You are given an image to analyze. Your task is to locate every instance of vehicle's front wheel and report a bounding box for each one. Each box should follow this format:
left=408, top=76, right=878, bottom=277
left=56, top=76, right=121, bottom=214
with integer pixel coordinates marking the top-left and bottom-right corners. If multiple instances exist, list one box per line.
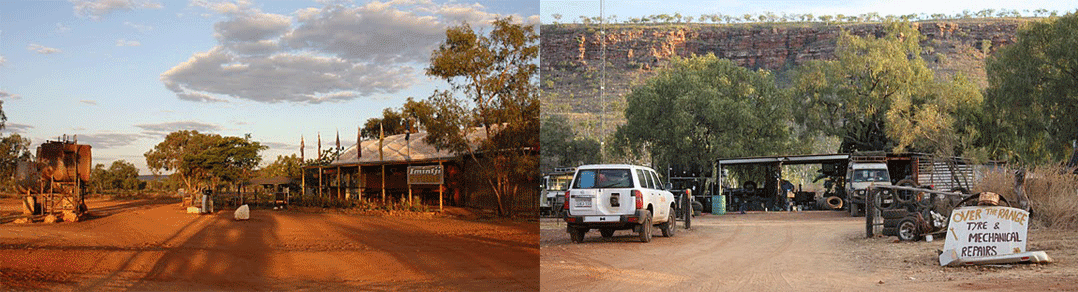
left=570, top=228, right=587, bottom=243
left=660, top=206, right=677, bottom=237
left=638, top=210, right=653, bottom=243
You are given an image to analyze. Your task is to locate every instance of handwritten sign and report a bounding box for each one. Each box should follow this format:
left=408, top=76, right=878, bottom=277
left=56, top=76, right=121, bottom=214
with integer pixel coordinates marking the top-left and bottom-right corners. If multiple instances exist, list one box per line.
left=940, top=206, right=1029, bottom=265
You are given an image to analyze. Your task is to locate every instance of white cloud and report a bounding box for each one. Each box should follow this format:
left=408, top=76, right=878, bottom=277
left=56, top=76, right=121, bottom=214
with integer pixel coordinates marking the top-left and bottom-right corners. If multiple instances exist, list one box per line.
left=189, top=0, right=253, bottom=15
left=0, top=90, right=20, bottom=99
left=70, top=0, right=163, bottom=20
left=124, top=21, right=153, bottom=33
left=161, top=1, right=534, bottom=104
left=116, top=39, right=141, bottom=47
left=56, top=23, right=72, bottom=33
left=80, top=99, right=98, bottom=105
left=77, top=133, right=144, bottom=149
left=135, top=120, right=222, bottom=136
left=28, top=44, right=62, bottom=54
left=0, top=123, right=34, bottom=134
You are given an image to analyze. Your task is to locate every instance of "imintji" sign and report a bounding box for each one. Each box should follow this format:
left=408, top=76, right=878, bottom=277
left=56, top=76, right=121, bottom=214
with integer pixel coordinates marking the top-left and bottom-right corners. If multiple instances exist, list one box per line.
left=408, top=165, right=444, bottom=185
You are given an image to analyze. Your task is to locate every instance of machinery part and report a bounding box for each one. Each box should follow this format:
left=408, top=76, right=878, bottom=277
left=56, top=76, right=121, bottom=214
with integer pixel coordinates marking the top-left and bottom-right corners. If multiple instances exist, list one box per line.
left=897, top=216, right=922, bottom=241
left=954, top=192, right=1010, bottom=208
left=825, top=196, right=843, bottom=210
left=660, top=206, right=677, bottom=237
left=22, top=196, right=37, bottom=215
left=600, top=228, right=615, bottom=238
left=638, top=210, right=652, bottom=243
left=570, top=228, right=587, bottom=243
left=743, top=181, right=757, bottom=190
left=894, top=179, right=918, bottom=204
left=850, top=202, right=862, bottom=217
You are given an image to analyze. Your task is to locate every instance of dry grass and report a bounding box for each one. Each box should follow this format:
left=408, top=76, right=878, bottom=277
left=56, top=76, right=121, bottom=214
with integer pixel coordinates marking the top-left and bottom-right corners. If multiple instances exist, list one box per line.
left=973, top=166, right=1078, bottom=230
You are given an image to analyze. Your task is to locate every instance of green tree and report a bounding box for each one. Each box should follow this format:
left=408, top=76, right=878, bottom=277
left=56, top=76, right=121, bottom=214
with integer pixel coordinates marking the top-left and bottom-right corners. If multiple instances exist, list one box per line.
left=980, top=13, right=1078, bottom=164
left=540, top=115, right=600, bottom=171
left=89, top=160, right=141, bottom=193
left=144, top=131, right=266, bottom=191
left=361, top=98, right=431, bottom=140
left=424, top=17, right=539, bottom=216
left=0, top=133, right=31, bottom=191
left=613, top=54, right=794, bottom=177
left=792, top=21, right=982, bottom=155
left=259, top=154, right=304, bottom=179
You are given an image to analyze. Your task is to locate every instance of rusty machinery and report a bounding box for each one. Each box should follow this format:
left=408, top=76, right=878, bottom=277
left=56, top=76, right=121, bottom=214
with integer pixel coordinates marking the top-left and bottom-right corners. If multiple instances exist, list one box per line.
left=17, top=135, right=91, bottom=221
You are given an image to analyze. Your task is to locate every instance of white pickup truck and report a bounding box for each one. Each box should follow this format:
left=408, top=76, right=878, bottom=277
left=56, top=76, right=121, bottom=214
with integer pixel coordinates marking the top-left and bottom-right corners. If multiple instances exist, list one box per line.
left=562, top=164, right=678, bottom=243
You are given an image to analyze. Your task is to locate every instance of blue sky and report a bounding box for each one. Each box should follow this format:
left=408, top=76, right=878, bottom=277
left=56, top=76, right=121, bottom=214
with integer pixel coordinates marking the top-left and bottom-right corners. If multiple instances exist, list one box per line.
left=0, top=0, right=538, bottom=174
left=541, top=0, right=1078, bottom=23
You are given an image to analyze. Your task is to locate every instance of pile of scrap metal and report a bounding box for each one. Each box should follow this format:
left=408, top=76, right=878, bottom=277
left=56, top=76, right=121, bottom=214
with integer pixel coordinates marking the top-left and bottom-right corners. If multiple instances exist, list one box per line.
left=16, top=136, right=91, bottom=223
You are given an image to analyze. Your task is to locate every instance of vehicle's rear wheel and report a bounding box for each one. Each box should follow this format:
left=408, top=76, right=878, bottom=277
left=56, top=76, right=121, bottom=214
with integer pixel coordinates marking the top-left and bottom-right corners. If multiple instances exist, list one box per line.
left=638, top=210, right=653, bottom=243
left=600, top=228, right=615, bottom=238
left=897, top=216, right=921, bottom=241
left=660, top=206, right=677, bottom=237
left=570, top=228, right=587, bottom=243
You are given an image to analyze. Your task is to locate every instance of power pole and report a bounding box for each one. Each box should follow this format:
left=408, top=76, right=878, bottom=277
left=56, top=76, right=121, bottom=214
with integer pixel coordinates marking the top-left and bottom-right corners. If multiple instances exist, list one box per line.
left=599, top=0, right=606, bottom=163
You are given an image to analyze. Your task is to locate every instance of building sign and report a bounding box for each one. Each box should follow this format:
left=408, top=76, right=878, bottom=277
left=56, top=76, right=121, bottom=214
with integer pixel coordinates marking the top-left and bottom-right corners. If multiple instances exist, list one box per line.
left=940, top=206, right=1029, bottom=266
left=408, top=165, right=444, bottom=185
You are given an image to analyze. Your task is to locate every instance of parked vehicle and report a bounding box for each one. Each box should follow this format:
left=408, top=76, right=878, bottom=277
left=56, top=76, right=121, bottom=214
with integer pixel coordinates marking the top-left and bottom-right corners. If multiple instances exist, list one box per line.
left=540, top=167, right=575, bottom=217
left=563, top=164, right=678, bottom=243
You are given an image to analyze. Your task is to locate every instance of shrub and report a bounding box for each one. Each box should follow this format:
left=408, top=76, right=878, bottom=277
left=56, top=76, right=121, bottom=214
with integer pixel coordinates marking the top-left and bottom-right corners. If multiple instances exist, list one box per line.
left=973, top=165, right=1078, bottom=229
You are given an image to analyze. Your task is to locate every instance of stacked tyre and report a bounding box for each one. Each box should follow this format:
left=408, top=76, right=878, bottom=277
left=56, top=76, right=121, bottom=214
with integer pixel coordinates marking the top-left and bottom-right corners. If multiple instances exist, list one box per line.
left=881, top=209, right=921, bottom=241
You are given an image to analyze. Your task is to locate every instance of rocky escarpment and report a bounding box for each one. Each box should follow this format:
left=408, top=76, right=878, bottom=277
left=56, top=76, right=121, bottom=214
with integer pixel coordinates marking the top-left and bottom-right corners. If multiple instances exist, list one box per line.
left=541, top=19, right=1031, bottom=138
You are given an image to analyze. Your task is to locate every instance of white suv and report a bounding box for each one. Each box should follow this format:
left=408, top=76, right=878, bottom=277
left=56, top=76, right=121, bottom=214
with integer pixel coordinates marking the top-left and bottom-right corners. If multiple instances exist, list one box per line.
left=562, top=164, right=677, bottom=243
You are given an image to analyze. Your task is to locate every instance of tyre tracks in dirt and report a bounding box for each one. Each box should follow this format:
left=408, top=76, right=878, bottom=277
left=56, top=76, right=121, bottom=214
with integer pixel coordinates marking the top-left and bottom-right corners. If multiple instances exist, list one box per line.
left=540, top=211, right=864, bottom=292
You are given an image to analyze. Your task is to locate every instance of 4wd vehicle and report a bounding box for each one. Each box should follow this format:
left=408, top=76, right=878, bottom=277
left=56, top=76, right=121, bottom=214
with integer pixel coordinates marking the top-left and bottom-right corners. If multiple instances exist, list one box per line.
left=563, top=164, right=678, bottom=243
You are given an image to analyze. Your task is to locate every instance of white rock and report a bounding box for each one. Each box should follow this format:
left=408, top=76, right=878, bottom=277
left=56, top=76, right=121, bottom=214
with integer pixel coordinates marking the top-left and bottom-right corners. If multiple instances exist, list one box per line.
left=187, top=206, right=202, bottom=214
left=234, top=204, right=250, bottom=220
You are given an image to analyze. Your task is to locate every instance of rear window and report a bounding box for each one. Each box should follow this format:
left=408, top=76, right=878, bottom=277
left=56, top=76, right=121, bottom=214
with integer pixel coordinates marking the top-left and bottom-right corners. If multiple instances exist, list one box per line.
left=573, top=169, right=634, bottom=189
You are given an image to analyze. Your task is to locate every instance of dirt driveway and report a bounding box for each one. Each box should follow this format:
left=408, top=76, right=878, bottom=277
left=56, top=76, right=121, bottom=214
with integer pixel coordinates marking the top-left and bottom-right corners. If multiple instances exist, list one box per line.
left=540, top=211, right=1077, bottom=291
left=0, top=201, right=538, bottom=291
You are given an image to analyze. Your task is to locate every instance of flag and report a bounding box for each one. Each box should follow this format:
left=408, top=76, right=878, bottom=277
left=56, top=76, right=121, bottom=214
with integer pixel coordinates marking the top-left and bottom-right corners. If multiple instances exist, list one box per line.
left=357, top=126, right=362, bottom=159
left=317, top=132, right=322, bottom=160
left=378, top=123, right=384, bottom=161
left=300, top=136, right=305, bottom=161
left=335, top=130, right=341, bottom=151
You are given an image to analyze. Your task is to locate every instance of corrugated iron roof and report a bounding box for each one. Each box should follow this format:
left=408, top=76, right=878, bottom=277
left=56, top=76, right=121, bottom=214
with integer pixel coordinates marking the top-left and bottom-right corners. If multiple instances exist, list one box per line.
left=328, top=127, right=489, bottom=166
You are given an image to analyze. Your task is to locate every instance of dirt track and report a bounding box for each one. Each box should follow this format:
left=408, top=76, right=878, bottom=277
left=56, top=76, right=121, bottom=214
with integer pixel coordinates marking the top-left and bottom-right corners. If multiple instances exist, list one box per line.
left=540, top=211, right=1078, bottom=291
left=0, top=200, right=538, bottom=291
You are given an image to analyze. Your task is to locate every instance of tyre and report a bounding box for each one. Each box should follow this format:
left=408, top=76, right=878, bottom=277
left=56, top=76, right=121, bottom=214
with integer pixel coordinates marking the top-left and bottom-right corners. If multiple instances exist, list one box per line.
left=883, top=218, right=901, bottom=228
left=882, top=227, right=898, bottom=236
left=660, top=206, right=677, bottom=237
left=882, top=209, right=909, bottom=220
left=638, top=210, right=653, bottom=243
left=600, top=228, right=615, bottom=238
left=897, top=216, right=921, bottom=241
left=691, top=201, right=703, bottom=216
left=570, top=228, right=587, bottom=243
left=895, top=179, right=918, bottom=204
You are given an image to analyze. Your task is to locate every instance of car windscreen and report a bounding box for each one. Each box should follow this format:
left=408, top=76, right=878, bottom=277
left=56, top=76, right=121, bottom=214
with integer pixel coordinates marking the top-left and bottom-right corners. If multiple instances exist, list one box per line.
left=851, top=169, right=890, bottom=183
left=573, top=169, right=634, bottom=189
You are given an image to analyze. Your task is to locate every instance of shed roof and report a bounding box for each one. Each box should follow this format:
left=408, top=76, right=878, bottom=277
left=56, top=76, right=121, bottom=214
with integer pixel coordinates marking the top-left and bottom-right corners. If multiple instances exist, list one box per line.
left=327, top=127, right=489, bottom=166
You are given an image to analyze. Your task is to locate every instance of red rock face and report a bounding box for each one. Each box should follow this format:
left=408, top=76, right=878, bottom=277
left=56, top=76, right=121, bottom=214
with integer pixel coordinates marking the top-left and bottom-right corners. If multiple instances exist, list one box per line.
left=541, top=20, right=1021, bottom=72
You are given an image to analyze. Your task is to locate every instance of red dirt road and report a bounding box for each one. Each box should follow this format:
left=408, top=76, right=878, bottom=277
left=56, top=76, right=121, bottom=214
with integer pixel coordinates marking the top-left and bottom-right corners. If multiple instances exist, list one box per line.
left=0, top=202, right=538, bottom=291
left=541, top=211, right=1077, bottom=291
